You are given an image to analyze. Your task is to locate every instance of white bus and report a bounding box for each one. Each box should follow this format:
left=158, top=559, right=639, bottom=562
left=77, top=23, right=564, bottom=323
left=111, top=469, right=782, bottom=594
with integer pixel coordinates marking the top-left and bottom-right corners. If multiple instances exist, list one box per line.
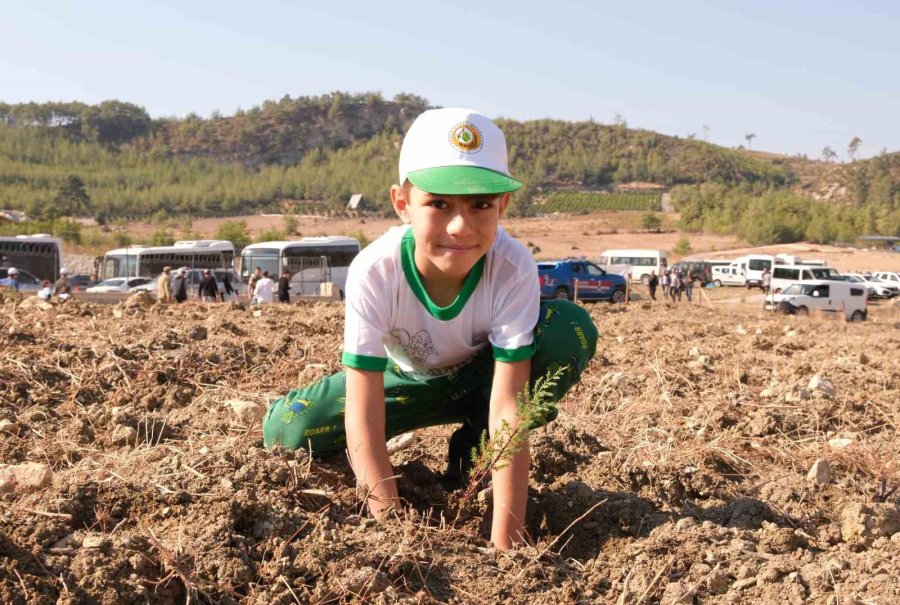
left=598, top=249, right=668, bottom=284
left=240, top=236, right=361, bottom=297
left=99, top=240, right=236, bottom=279
left=0, top=234, right=62, bottom=282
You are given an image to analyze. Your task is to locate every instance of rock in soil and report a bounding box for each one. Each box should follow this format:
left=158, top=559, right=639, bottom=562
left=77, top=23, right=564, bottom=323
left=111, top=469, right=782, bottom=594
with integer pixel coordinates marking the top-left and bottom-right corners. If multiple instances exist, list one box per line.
left=806, top=458, right=832, bottom=485
left=228, top=399, right=268, bottom=424
left=0, top=462, right=53, bottom=495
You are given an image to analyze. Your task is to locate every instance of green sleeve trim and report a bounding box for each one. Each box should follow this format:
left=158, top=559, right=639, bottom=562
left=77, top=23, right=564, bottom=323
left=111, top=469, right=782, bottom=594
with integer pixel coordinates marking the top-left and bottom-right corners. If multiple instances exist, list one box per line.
left=400, top=229, right=485, bottom=321
left=492, top=343, right=535, bottom=362
left=341, top=352, right=388, bottom=372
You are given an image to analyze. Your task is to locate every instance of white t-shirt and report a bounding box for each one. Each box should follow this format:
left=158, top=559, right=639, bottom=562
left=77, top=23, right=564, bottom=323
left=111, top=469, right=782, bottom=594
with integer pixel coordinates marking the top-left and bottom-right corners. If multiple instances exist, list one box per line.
left=254, top=277, right=276, bottom=304
left=342, top=225, right=539, bottom=380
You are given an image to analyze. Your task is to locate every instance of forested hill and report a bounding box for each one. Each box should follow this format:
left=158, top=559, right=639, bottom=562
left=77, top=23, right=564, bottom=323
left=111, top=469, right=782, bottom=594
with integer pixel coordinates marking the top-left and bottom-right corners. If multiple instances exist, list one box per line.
left=1, top=93, right=795, bottom=221
left=1, top=93, right=898, bottom=243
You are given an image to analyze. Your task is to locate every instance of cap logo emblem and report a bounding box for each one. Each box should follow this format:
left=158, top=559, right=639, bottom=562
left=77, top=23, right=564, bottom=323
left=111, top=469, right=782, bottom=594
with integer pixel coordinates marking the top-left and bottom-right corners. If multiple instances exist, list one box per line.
left=448, top=122, right=483, bottom=153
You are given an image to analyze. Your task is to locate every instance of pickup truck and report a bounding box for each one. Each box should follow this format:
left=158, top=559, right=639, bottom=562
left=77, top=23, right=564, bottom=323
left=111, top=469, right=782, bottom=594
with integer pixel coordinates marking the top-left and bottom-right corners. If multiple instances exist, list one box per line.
left=537, top=259, right=628, bottom=302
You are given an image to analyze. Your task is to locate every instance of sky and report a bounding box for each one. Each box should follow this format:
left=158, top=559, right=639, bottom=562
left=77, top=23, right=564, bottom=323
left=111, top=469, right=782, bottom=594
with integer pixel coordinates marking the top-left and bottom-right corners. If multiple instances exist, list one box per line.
left=3, top=0, right=898, bottom=160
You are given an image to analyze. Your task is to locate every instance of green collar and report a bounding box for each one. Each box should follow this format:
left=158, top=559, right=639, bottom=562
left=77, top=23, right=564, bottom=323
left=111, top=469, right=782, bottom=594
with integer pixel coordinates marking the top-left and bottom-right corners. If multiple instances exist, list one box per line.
left=400, top=230, right=485, bottom=320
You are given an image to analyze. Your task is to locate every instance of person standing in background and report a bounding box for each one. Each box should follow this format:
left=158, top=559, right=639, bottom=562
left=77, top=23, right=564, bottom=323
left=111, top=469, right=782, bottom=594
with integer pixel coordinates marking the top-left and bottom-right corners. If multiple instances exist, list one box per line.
left=247, top=267, right=262, bottom=303
left=253, top=271, right=276, bottom=305
left=277, top=270, right=291, bottom=304
left=173, top=269, right=188, bottom=303
left=648, top=271, right=658, bottom=301
left=157, top=267, right=173, bottom=303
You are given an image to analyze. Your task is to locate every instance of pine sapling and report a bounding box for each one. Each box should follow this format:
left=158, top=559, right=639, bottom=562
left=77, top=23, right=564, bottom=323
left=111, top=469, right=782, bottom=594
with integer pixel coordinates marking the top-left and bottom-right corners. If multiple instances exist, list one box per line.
left=459, top=365, right=568, bottom=509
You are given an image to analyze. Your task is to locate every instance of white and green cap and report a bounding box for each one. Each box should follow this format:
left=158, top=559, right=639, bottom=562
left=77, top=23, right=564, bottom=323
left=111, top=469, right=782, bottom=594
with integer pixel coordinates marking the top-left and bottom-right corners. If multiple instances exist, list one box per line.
left=399, top=108, right=522, bottom=195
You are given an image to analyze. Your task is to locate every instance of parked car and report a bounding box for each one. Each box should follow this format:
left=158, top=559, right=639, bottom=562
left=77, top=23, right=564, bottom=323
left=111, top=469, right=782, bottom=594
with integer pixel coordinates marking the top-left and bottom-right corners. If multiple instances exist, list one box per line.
left=872, top=272, right=900, bottom=289
left=0, top=267, right=43, bottom=292
left=537, top=259, right=628, bottom=302
left=843, top=273, right=897, bottom=299
left=85, top=277, right=152, bottom=293
left=67, top=274, right=95, bottom=291
left=767, top=280, right=867, bottom=321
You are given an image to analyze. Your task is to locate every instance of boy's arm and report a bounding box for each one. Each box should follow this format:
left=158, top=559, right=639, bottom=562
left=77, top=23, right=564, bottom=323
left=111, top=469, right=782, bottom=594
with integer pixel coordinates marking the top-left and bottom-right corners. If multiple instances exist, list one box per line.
left=344, top=366, right=400, bottom=518
left=489, top=358, right=531, bottom=550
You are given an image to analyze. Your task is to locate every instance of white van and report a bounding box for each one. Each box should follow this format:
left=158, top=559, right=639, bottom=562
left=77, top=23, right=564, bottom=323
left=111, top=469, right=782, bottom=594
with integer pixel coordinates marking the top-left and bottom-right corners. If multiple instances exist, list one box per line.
left=598, top=249, right=668, bottom=284
left=711, top=264, right=745, bottom=287
left=770, top=265, right=841, bottom=293
left=768, top=280, right=867, bottom=321
left=738, top=254, right=779, bottom=288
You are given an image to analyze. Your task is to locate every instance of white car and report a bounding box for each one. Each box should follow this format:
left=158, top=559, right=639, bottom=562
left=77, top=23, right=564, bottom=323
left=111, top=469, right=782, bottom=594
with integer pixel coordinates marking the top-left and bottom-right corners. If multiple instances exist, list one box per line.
left=768, top=280, right=867, bottom=321
left=85, top=277, right=151, bottom=293
left=844, top=273, right=897, bottom=299
left=872, top=272, right=900, bottom=291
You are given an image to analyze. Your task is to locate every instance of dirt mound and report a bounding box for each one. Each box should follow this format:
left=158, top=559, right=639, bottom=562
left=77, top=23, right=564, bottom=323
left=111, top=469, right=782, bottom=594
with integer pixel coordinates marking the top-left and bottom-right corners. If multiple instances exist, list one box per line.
left=1, top=296, right=898, bottom=603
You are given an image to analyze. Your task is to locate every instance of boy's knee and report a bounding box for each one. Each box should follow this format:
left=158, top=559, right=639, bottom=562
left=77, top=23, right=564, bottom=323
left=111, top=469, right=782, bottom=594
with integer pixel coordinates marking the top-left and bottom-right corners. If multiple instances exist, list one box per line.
left=538, top=300, right=598, bottom=365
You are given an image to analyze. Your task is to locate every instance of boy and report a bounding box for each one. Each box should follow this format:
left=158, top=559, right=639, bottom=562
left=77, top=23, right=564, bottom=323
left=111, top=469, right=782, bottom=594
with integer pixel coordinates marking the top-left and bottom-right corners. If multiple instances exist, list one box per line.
left=263, top=108, right=597, bottom=549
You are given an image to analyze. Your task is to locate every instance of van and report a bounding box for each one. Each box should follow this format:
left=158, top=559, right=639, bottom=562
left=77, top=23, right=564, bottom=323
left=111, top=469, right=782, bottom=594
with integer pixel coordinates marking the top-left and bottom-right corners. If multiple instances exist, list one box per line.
left=598, top=249, right=667, bottom=284
left=768, top=280, right=867, bottom=321
left=770, top=265, right=841, bottom=293
left=739, top=254, right=778, bottom=288
left=711, top=264, right=746, bottom=287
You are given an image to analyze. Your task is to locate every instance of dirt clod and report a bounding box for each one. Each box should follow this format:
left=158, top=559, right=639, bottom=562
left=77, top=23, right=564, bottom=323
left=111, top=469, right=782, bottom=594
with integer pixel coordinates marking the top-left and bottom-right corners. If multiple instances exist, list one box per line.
left=228, top=398, right=268, bottom=424
left=0, top=462, right=53, bottom=495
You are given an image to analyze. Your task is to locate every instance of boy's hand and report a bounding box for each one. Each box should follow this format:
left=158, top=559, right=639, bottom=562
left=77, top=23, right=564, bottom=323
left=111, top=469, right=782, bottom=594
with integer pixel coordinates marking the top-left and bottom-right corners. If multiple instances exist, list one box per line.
left=488, top=358, right=531, bottom=550
left=344, top=367, right=400, bottom=518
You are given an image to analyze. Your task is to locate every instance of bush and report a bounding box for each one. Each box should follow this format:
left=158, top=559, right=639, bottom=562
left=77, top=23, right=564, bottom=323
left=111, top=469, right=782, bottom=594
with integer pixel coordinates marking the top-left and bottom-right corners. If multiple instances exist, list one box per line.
left=53, top=219, right=82, bottom=244
left=673, top=235, right=692, bottom=256
left=641, top=212, right=662, bottom=232
left=113, top=232, right=132, bottom=247
left=150, top=228, right=175, bottom=246
left=256, top=228, right=286, bottom=243
left=214, top=220, right=251, bottom=249
left=283, top=214, right=298, bottom=235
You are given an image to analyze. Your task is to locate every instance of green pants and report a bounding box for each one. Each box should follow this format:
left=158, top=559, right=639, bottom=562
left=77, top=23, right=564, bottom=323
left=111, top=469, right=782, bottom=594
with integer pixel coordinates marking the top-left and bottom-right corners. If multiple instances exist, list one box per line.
left=263, top=300, right=598, bottom=453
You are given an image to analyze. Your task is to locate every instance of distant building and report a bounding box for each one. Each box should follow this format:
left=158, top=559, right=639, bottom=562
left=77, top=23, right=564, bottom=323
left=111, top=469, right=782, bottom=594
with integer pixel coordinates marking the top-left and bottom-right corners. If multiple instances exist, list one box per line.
left=856, top=235, right=900, bottom=249
left=0, top=210, right=30, bottom=224
left=346, top=193, right=376, bottom=213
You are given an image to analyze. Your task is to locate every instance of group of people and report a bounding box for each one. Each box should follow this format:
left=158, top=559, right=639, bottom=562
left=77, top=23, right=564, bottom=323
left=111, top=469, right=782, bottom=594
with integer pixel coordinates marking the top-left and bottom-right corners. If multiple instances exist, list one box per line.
left=38, top=267, right=74, bottom=300
left=646, top=268, right=699, bottom=302
left=154, top=265, right=294, bottom=305
left=0, top=266, right=75, bottom=301
left=246, top=267, right=292, bottom=305
left=155, top=266, right=237, bottom=304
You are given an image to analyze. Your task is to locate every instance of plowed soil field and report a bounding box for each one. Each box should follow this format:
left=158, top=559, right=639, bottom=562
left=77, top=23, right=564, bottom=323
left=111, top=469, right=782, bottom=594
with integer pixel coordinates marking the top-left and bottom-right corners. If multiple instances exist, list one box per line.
left=1, top=291, right=898, bottom=604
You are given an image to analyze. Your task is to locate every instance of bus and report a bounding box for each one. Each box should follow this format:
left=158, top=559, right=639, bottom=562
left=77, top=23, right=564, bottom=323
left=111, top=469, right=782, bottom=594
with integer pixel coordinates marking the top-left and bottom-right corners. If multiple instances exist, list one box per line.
left=598, top=249, right=668, bottom=284
left=0, top=234, right=62, bottom=281
left=99, top=240, right=236, bottom=279
left=240, top=236, right=361, bottom=297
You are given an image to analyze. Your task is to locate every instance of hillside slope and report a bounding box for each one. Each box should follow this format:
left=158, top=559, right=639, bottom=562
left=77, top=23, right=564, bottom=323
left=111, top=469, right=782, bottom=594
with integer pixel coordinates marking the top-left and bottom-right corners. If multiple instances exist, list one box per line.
left=1, top=94, right=793, bottom=220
